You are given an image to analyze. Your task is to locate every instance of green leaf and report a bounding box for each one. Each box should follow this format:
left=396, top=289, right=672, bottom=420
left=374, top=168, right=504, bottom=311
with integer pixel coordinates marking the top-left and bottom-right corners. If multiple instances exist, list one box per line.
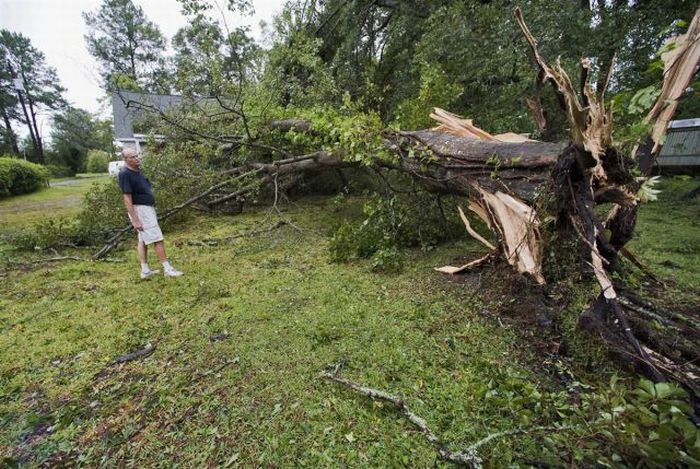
left=654, top=382, right=673, bottom=399
left=637, top=379, right=656, bottom=398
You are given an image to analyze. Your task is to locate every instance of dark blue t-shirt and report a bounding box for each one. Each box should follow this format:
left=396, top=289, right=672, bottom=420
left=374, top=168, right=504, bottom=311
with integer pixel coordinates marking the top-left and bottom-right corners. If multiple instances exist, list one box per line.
left=118, top=168, right=155, bottom=206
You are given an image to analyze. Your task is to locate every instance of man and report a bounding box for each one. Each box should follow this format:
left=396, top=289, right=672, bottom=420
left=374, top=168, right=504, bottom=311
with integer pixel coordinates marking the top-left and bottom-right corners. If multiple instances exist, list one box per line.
left=118, top=148, right=183, bottom=279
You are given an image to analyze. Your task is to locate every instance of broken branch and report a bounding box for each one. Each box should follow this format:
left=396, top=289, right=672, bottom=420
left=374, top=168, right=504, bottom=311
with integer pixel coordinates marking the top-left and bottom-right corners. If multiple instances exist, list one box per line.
left=320, top=370, right=483, bottom=468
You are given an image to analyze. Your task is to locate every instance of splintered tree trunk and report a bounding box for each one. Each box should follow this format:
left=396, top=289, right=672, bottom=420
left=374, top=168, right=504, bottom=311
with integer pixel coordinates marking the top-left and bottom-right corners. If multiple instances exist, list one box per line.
left=384, top=131, right=560, bottom=201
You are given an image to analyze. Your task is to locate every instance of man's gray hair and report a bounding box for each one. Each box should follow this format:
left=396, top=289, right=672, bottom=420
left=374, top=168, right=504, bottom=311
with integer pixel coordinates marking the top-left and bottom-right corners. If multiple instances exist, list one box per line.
left=122, top=148, right=138, bottom=159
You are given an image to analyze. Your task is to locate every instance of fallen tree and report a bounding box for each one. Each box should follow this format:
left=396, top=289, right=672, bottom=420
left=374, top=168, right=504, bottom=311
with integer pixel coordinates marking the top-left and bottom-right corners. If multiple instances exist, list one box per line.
left=94, top=8, right=700, bottom=412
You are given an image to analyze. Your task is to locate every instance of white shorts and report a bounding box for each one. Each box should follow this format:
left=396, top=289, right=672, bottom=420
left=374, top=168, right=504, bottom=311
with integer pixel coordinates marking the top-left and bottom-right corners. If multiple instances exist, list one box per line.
left=129, top=205, right=164, bottom=245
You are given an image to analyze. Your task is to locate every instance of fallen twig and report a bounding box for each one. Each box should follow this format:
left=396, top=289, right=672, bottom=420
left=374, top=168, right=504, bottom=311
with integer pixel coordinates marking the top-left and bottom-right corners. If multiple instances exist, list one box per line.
left=190, top=357, right=240, bottom=384
left=112, top=343, right=156, bottom=365
left=209, top=332, right=230, bottom=342
left=0, top=255, right=92, bottom=275
left=27, top=256, right=83, bottom=265
left=320, top=369, right=483, bottom=467
left=320, top=368, right=576, bottom=467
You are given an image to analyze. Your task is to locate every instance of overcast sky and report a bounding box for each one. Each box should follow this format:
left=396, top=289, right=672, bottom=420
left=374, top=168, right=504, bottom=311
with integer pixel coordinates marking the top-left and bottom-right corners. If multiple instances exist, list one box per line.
left=0, top=0, right=284, bottom=136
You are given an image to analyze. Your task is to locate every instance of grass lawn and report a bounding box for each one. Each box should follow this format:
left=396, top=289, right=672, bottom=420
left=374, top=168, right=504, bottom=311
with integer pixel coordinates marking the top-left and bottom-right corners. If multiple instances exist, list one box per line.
left=0, top=175, right=110, bottom=232
left=0, top=177, right=698, bottom=466
left=628, top=176, right=700, bottom=291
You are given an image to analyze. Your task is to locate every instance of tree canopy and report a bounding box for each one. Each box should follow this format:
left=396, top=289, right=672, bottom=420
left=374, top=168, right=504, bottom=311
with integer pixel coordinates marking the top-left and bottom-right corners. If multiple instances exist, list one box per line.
left=49, top=107, right=116, bottom=174
left=0, top=29, right=66, bottom=162
left=83, top=0, right=170, bottom=93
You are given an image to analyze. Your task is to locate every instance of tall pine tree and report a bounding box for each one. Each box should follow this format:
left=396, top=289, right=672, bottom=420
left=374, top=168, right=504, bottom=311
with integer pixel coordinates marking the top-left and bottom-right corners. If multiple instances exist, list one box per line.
left=83, top=0, right=170, bottom=94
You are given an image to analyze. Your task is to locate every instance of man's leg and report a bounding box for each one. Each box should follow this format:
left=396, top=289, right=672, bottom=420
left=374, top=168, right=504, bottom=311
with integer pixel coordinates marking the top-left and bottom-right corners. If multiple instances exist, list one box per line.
left=137, top=239, right=148, bottom=264
left=137, top=239, right=158, bottom=278
left=154, top=240, right=183, bottom=277
left=153, top=240, right=167, bottom=263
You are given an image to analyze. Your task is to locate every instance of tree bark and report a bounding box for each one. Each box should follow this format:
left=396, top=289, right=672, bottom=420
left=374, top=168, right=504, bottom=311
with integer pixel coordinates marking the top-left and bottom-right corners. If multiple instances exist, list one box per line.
left=384, top=130, right=560, bottom=201
left=0, top=106, right=20, bottom=155
left=7, top=60, right=39, bottom=161
left=24, top=93, right=44, bottom=163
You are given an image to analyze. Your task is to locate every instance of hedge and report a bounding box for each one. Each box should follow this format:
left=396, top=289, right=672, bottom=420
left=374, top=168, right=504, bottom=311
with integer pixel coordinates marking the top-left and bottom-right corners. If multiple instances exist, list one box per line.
left=0, top=157, right=50, bottom=198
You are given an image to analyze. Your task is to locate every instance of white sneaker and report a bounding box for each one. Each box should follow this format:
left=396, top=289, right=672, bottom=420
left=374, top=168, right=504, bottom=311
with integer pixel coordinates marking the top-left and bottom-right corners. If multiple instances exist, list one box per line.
left=164, top=267, right=183, bottom=278
left=140, top=269, right=160, bottom=280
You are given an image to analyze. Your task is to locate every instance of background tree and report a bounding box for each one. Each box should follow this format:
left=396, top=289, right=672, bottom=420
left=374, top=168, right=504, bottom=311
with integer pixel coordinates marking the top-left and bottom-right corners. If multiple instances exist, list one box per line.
left=269, top=0, right=697, bottom=140
left=172, top=15, right=226, bottom=95
left=83, top=0, right=170, bottom=93
left=0, top=39, right=21, bottom=155
left=0, top=29, right=66, bottom=163
left=49, top=107, right=116, bottom=174
left=172, top=0, right=261, bottom=99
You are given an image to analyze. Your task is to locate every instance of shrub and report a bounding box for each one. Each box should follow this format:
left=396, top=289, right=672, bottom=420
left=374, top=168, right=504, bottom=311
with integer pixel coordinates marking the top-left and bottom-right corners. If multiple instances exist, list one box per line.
left=85, top=150, right=110, bottom=173
left=76, top=180, right=127, bottom=244
left=329, top=192, right=467, bottom=271
left=3, top=180, right=125, bottom=251
left=3, top=216, right=81, bottom=250
left=0, top=157, right=49, bottom=198
left=370, top=246, right=404, bottom=273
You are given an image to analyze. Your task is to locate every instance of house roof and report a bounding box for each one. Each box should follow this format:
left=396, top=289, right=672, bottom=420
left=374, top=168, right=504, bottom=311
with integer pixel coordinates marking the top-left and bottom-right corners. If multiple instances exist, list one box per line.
left=668, top=118, right=700, bottom=129
left=112, top=91, right=185, bottom=140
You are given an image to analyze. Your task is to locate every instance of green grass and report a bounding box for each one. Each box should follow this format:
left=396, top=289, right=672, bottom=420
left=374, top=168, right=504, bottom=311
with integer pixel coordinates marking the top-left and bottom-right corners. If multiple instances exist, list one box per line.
left=0, top=202, right=535, bottom=466
left=0, top=175, right=111, bottom=231
left=1, top=180, right=699, bottom=466
left=628, top=176, right=700, bottom=291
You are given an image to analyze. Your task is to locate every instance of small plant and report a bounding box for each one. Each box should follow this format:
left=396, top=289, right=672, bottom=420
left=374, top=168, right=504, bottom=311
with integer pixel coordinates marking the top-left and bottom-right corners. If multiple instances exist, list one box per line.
left=370, top=246, right=404, bottom=273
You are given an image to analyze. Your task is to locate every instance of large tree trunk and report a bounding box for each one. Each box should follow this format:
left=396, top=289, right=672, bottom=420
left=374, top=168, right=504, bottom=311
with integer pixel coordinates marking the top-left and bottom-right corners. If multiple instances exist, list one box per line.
left=0, top=106, right=20, bottom=155
left=24, top=93, right=44, bottom=163
left=383, top=131, right=560, bottom=201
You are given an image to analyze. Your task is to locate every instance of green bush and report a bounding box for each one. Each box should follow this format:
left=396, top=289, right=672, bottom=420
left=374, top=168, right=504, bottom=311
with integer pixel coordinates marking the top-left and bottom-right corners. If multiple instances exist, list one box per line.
left=329, top=192, right=467, bottom=271
left=3, top=180, right=125, bottom=251
left=44, top=164, right=75, bottom=178
left=3, top=216, right=81, bottom=250
left=85, top=150, right=110, bottom=173
left=75, top=180, right=127, bottom=244
left=0, top=157, right=49, bottom=198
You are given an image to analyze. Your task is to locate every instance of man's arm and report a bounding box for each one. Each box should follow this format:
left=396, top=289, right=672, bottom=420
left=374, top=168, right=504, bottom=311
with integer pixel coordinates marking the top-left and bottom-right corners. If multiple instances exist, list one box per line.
left=123, top=193, right=144, bottom=231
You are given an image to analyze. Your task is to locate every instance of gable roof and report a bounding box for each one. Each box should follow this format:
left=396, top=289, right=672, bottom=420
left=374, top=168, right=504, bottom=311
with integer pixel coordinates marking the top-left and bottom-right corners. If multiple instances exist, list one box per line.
left=112, top=91, right=185, bottom=140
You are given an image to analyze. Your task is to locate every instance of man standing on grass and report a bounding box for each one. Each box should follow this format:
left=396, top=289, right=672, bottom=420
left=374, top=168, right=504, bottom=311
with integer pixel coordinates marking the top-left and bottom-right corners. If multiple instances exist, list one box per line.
left=118, top=148, right=183, bottom=279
